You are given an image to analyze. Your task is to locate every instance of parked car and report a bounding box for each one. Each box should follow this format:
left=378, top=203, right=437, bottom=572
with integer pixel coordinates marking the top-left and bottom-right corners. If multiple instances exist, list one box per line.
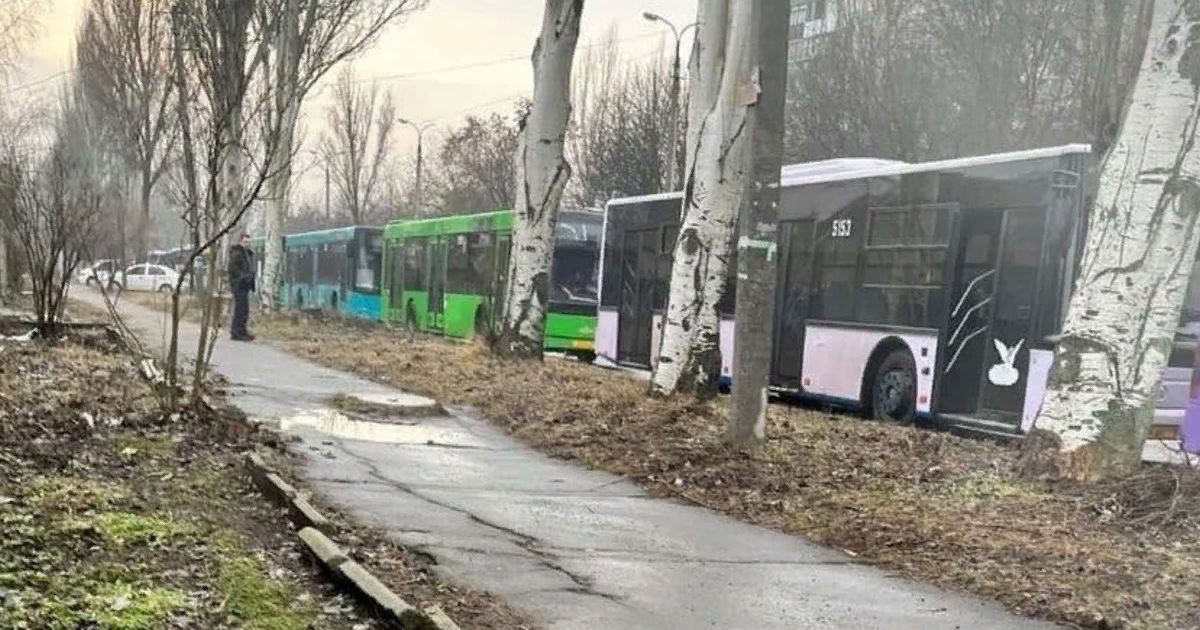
left=118, top=264, right=180, bottom=293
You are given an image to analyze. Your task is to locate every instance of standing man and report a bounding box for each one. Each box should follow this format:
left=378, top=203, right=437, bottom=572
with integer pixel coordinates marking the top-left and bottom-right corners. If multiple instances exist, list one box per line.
left=227, top=232, right=256, bottom=341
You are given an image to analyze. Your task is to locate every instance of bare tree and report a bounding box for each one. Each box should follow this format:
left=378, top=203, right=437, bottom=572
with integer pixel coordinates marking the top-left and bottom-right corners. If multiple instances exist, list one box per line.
left=650, top=0, right=755, bottom=397
left=497, top=0, right=583, bottom=359
left=320, top=67, right=395, bottom=225
left=783, top=0, right=1152, bottom=164
left=428, top=104, right=524, bottom=216
left=160, top=0, right=290, bottom=405
left=0, top=85, right=107, bottom=336
left=568, top=28, right=674, bottom=206
left=0, top=1, right=42, bottom=80
left=257, top=0, right=426, bottom=313
left=1030, top=0, right=1200, bottom=481
left=0, top=0, right=48, bottom=300
left=75, top=0, right=177, bottom=261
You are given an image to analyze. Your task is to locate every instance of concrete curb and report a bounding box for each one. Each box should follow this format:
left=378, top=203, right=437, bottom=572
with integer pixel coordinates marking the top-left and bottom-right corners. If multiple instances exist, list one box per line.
left=246, top=453, right=332, bottom=533
left=298, top=527, right=443, bottom=630
left=246, top=452, right=461, bottom=630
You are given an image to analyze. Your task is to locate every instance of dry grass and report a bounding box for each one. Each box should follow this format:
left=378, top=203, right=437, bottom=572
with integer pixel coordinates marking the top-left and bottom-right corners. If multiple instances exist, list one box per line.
left=127, top=305, right=1200, bottom=630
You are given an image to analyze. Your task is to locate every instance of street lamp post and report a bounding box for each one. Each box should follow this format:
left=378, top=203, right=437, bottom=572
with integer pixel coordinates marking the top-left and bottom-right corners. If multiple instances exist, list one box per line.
left=643, top=12, right=696, bottom=193
left=398, top=118, right=435, bottom=215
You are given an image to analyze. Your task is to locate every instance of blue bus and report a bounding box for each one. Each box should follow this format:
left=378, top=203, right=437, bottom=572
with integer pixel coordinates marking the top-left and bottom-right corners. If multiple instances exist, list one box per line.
left=279, top=226, right=385, bottom=320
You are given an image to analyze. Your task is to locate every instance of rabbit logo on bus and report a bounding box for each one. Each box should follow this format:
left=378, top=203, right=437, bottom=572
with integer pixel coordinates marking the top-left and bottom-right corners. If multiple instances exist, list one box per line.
left=988, top=338, right=1023, bottom=387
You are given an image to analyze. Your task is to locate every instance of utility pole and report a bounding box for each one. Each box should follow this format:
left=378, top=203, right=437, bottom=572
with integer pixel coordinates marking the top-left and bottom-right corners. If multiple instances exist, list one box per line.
left=728, top=0, right=790, bottom=448
left=323, top=160, right=330, bottom=220
left=643, top=12, right=696, bottom=192
left=398, top=118, right=434, bottom=216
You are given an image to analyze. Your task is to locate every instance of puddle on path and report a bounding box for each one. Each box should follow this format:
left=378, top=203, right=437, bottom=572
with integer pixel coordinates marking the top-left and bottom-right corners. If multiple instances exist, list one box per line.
left=276, top=408, right=486, bottom=447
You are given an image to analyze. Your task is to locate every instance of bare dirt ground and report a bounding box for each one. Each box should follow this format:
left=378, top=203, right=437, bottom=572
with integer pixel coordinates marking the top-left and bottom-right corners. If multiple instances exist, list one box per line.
left=0, top=296, right=531, bottom=630
left=123, top=295, right=1200, bottom=630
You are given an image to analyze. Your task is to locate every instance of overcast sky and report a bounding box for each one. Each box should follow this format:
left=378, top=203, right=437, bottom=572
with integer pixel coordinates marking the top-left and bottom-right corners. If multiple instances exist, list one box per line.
left=20, top=0, right=698, bottom=197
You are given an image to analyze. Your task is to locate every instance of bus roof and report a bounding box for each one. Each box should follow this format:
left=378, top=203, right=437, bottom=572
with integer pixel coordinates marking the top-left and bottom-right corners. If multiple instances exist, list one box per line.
left=604, top=144, right=1092, bottom=208
left=284, top=225, right=381, bottom=247
left=383, top=207, right=603, bottom=238
left=384, top=209, right=513, bottom=238
left=779, top=143, right=1092, bottom=188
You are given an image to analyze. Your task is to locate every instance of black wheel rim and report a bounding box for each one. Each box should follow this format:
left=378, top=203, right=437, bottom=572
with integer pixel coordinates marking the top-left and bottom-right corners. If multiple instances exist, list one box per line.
left=875, top=367, right=915, bottom=421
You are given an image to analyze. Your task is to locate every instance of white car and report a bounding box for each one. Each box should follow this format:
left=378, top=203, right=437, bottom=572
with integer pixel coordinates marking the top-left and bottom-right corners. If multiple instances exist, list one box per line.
left=119, top=263, right=180, bottom=293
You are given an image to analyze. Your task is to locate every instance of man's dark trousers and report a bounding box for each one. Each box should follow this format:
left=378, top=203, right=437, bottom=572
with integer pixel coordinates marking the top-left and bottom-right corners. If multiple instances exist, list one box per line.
left=232, top=287, right=250, bottom=338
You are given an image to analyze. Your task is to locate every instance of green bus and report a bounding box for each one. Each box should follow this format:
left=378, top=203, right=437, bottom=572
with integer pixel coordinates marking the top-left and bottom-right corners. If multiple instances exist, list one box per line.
left=381, top=208, right=602, bottom=360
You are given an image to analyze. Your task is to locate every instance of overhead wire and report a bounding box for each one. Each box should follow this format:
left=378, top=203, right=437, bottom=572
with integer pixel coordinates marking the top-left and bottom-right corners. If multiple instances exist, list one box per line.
left=1, top=68, right=76, bottom=96
left=353, top=28, right=670, bottom=84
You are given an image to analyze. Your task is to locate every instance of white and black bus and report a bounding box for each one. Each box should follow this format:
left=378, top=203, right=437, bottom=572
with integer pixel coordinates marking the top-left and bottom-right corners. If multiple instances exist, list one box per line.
left=595, top=144, right=1096, bottom=438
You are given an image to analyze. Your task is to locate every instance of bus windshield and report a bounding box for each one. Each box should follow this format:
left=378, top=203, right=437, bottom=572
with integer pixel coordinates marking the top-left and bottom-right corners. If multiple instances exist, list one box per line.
left=552, top=212, right=602, bottom=304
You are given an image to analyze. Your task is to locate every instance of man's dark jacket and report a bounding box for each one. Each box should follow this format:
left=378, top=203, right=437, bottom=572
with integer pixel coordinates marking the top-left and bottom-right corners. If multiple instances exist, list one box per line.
left=228, top=244, right=255, bottom=293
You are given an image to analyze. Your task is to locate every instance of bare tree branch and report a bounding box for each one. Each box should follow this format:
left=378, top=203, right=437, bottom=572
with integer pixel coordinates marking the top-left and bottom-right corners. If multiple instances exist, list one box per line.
left=320, top=66, right=395, bottom=225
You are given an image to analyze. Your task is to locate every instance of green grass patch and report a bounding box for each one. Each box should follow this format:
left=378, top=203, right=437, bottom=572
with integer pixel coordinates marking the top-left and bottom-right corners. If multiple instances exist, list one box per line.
left=0, top=577, right=186, bottom=630
left=214, top=533, right=319, bottom=630
left=87, top=582, right=187, bottom=630
left=28, top=476, right=130, bottom=512
left=89, top=512, right=198, bottom=545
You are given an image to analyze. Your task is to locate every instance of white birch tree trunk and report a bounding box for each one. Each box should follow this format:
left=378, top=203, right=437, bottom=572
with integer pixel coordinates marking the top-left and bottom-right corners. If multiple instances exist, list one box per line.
left=260, top=0, right=300, bottom=313
left=650, top=0, right=756, bottom=397
left=498, top=0, right=582, bottom=358
left=1033, top=0, right=1200, bottom=480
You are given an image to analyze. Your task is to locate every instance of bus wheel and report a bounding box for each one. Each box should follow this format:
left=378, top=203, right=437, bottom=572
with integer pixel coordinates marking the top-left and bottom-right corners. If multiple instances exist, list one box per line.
left=870, top=348, right=917, bottom=425
left=576, top=351, right=596, bottom=364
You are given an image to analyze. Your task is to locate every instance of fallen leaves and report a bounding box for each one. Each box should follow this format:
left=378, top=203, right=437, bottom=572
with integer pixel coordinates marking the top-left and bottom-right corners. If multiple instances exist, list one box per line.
left=253, top=310, right=1200, bottom=630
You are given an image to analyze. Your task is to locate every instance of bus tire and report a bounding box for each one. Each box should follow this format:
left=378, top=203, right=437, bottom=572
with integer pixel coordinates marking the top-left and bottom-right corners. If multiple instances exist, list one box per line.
left=869, top=348, right=917, bottom=425
left=576, top=351, right=597, bottom=364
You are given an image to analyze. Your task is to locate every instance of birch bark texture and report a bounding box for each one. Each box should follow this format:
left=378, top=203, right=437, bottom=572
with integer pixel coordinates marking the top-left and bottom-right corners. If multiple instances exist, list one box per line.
left=260, top=0, right=300, bottom=313
left=1033, top=0, right=1200, bottom=480
left=498, top=0, right=583, bottom=358
left=650, top=0, right=755, bottom=397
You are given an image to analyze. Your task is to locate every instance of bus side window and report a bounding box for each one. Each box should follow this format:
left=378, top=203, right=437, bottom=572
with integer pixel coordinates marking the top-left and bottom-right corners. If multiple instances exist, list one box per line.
left=810, top=211, right=862, bottom=321
left=467, top=233, right=493, bottom=295
left=446, top=235, right=472, bottom=294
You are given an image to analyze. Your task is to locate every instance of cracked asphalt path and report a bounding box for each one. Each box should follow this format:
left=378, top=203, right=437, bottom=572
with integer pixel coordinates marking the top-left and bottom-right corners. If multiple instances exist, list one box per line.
left=76, top=287, right=1063, bottom=630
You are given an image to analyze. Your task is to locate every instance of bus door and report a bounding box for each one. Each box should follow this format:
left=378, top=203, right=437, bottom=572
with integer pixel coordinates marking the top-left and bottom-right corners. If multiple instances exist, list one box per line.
left=938, top=207, right=1044, bottom=425
left=427, top=236, right=447, bottom=331
left=771, top=219, right=815, bottom=387
left=387, top=239, right=404, bottom=313
left=616, top=227, right=657, bottom=367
